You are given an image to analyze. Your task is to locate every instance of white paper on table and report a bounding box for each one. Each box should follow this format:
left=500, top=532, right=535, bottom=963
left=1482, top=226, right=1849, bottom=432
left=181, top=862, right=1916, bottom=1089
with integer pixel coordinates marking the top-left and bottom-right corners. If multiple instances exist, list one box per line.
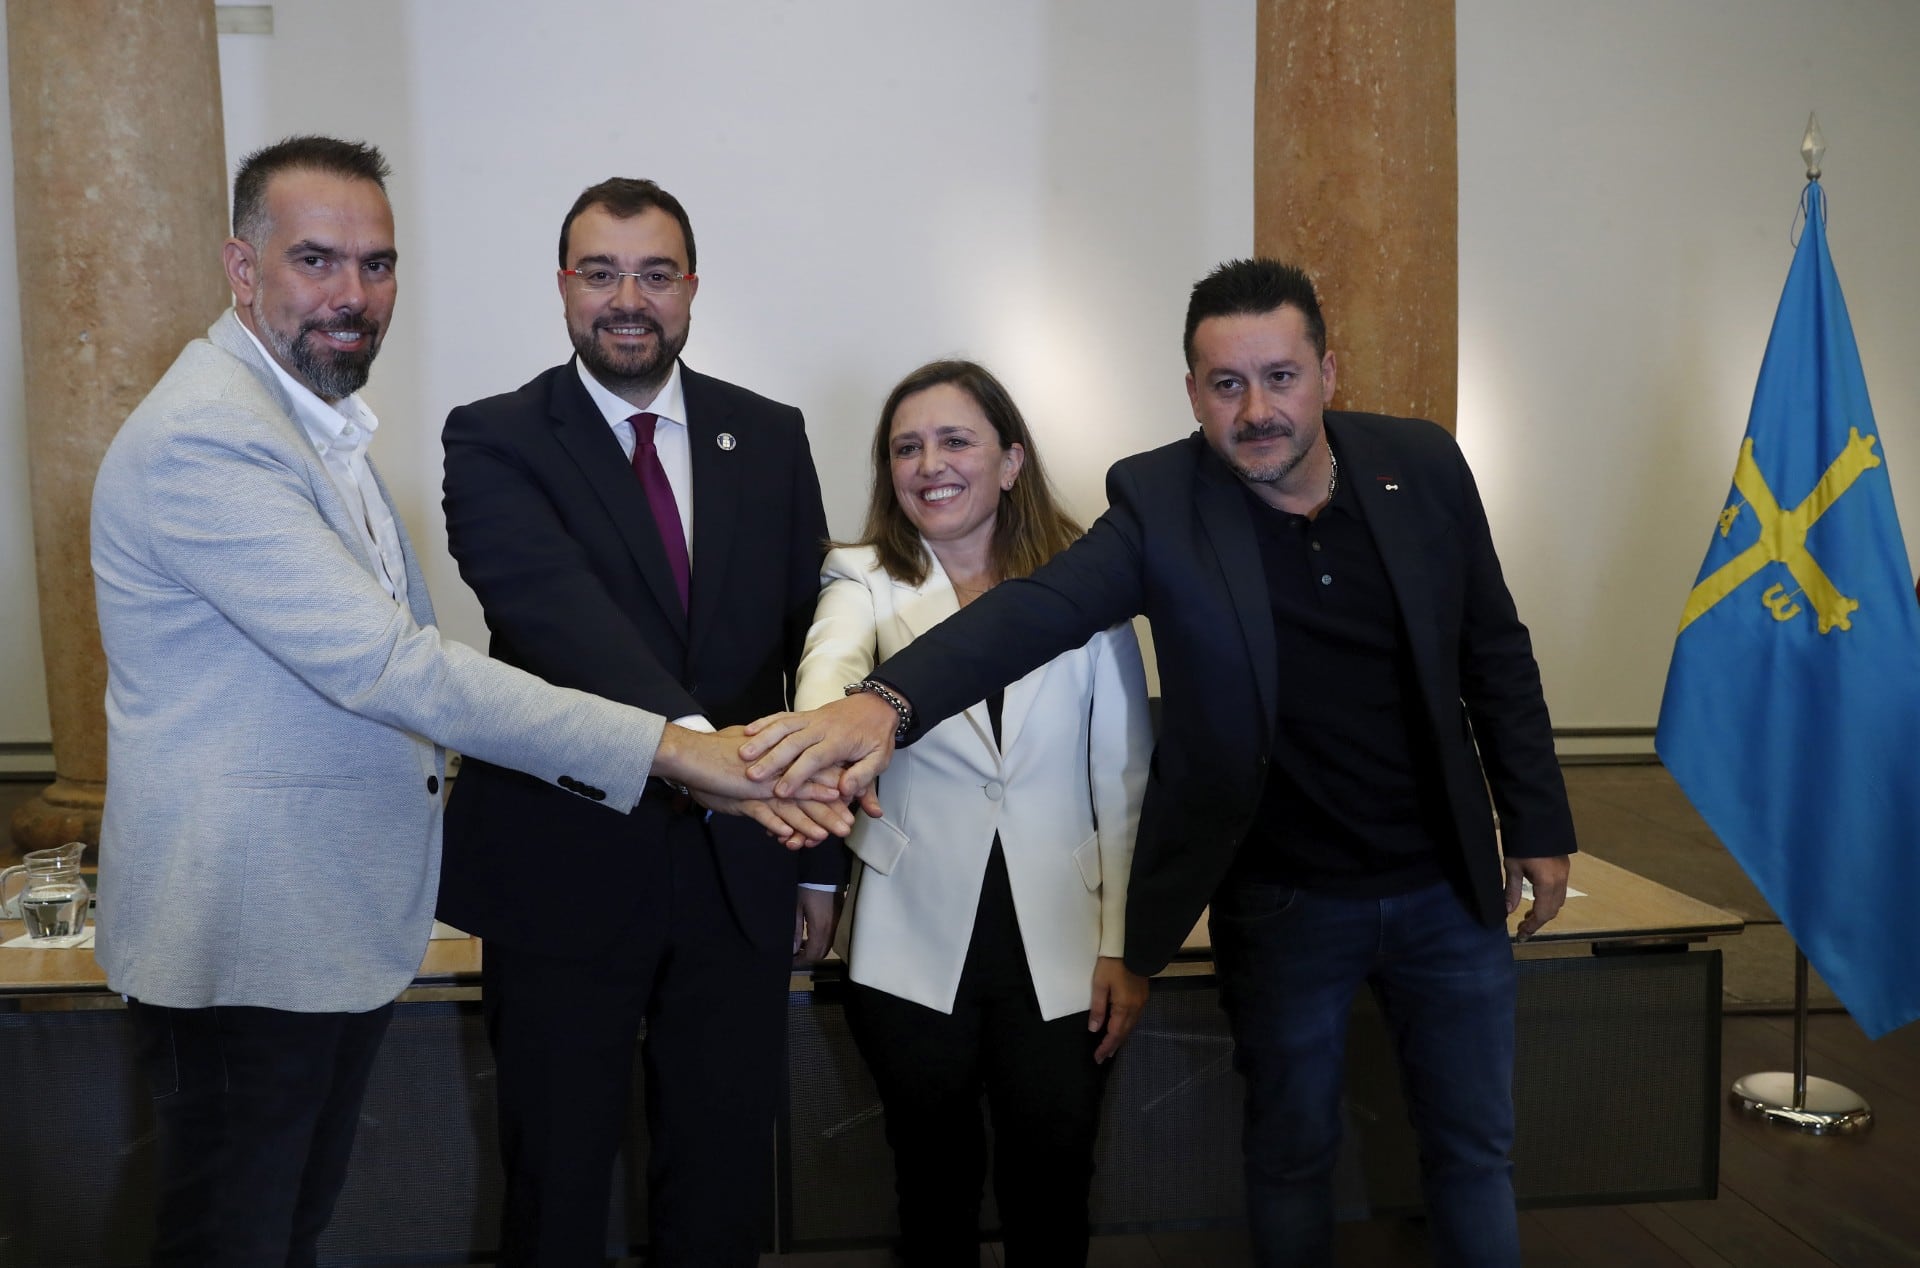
left=1519, top=880, right=1586, bottom=900
left=2, top=927, right=95, bottom=950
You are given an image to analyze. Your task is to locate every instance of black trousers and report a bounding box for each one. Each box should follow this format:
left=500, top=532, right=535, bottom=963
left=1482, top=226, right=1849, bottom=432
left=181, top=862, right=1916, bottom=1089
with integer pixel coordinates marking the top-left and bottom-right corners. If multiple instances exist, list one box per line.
left=482, top=812, right=793, bottom=1268
left=126, top=997, right=394, bottom=1268
left=844, top=844, right=1112, bottom=1268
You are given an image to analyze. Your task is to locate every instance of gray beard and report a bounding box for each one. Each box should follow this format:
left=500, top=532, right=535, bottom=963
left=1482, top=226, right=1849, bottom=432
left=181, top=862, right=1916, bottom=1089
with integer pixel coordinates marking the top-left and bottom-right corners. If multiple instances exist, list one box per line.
left=257, top=308, right=377, bottom=402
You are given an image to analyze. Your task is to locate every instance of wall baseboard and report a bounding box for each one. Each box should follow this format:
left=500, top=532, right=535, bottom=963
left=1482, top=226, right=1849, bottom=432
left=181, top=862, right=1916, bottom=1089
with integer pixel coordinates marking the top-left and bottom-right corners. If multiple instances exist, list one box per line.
left=0, top=742, right=55, bottom=779
left=1553, top=727, right=1657, bottom=765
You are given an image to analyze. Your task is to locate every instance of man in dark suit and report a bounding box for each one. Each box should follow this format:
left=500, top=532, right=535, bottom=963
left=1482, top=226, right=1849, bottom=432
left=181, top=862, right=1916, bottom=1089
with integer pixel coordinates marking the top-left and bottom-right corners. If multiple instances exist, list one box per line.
left=437, top=178, right=842, bottom=1267
left=748, top=259, right=1576, bottom=1267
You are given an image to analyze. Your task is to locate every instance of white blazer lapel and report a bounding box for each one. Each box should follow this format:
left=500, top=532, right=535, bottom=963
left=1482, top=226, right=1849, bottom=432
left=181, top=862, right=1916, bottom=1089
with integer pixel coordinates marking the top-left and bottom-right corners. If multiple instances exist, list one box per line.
left=908, top=550, right=998, bottom=760
left=997, top=653, right=1054, bottom=755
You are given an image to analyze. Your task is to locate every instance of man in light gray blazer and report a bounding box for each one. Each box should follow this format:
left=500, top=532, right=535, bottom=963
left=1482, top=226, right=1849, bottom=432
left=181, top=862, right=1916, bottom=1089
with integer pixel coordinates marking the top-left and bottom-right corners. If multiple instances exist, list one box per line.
left=89, top=135, right=844, bottom=1268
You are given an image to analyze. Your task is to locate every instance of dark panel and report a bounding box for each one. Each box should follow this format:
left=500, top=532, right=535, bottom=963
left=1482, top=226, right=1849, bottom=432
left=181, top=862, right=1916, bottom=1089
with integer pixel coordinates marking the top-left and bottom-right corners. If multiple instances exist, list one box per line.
left=781, top=951, right=1720, bottom=1246
left=0, top=950, right=1718, bottom=1262
left=0, top=1007, right=154, bottom=1268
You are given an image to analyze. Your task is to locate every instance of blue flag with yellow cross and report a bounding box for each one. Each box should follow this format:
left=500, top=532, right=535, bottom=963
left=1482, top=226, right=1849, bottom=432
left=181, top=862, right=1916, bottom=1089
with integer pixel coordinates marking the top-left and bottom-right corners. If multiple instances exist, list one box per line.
left=1656, top=181, right=1920, bottom=1039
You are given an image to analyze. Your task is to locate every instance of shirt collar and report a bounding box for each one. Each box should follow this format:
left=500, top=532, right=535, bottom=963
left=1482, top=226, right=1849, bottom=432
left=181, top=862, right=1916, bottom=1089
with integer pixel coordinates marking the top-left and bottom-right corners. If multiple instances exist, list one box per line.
left=576, top=357, right=687, bottom=431
left=235, top=314, right=380, bottom=459
left=1324, top=427, right=1361, bottom=519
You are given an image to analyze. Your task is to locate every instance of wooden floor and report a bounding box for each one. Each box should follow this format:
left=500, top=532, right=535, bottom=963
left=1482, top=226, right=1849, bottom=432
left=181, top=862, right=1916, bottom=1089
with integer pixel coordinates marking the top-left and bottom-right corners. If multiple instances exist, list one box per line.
left=760, top=1012, right=1920, bottom=1267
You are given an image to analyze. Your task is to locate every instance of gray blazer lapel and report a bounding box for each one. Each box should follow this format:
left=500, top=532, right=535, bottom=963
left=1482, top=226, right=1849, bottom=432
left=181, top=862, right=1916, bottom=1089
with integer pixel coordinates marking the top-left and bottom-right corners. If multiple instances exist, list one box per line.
left=1195, top=448, right=1279, bottom=739
left=548, top=362, right=689, bottom=638
left=206, top=309, right=393, bottom=588
left=210, top=309, right=299, bottom=422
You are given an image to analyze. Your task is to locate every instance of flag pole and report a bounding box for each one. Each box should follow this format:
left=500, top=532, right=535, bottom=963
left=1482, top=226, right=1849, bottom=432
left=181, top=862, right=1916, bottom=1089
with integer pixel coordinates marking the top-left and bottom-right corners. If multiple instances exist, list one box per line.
left=1730, top=947, right=1872, bottom=1134
left=1722, top=118, right=1878, bottom=1138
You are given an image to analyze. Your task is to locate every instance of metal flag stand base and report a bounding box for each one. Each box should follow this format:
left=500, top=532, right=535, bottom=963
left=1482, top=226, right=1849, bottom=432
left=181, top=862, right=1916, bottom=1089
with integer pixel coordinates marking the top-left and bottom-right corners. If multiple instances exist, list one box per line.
left=1729, top=948, right=1872, bottom=1135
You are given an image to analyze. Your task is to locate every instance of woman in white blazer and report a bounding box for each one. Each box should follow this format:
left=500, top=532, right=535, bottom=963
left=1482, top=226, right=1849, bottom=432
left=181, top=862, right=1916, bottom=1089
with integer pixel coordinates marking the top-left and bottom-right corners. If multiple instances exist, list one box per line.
left=795, top=360, right=1151, bottom=1267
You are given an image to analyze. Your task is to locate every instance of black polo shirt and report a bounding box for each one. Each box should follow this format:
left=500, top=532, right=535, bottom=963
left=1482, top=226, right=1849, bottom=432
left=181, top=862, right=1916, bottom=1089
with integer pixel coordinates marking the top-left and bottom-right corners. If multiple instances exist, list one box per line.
left=1231, top=450, right=1451, bottom=896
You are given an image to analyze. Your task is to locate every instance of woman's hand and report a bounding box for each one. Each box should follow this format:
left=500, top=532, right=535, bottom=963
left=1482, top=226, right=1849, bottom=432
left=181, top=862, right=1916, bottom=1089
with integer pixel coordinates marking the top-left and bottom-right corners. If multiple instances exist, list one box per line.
left=1089, top=956, right=1149, bottom=1063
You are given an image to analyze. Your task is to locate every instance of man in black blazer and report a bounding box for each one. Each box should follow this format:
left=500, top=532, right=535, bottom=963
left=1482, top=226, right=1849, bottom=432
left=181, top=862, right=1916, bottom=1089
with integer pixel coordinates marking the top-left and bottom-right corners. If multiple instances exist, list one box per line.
left=438, top=178, right=842, bottom=1267
left=751, top=260, right=1575, bottom=1267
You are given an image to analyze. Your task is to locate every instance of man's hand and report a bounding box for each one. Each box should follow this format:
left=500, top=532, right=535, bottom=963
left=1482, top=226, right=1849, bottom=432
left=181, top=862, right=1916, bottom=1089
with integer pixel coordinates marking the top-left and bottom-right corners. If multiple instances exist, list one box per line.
left=653, top=724, right=767, bottom=799
left=694, top=789, right=854, bottom=847
left=1089, top=956, right=1149, bottom=1063
left=1505, top=854, right=1571, bottom=941
left=741, top=694, right=898, bottom=809
left=654, top=723, right=846, bottom=804
left=794, top=886, right=840, bottom=964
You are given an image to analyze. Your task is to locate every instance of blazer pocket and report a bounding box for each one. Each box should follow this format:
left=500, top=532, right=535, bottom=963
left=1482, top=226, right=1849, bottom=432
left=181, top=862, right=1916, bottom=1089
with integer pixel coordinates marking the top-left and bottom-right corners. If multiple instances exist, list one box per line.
left=849, top=815, right=911, bottom=876
left=1072, top=831, right=1102, bottom=891
left=221, top=771, right=368, bottom=790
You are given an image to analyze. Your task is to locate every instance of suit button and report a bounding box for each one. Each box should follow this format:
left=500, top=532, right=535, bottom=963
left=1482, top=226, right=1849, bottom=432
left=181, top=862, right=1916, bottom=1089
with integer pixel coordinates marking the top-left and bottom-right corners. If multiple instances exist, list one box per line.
left=590, top=789, right=606, bottom=802
left=559, top=775, right=577, bottom=790
left=984, top=780, right=1004, bottom=801
left=427, top=775, right=440, bottom=795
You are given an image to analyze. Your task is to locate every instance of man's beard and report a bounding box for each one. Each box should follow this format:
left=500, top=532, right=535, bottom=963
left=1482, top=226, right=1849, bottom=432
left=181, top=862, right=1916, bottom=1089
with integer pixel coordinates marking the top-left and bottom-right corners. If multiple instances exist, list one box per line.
left=1228, top=420, right=1311, bottom=487
left=258, top=308, right=380, bottom=401
left=571, top=312, right=687, bottom=397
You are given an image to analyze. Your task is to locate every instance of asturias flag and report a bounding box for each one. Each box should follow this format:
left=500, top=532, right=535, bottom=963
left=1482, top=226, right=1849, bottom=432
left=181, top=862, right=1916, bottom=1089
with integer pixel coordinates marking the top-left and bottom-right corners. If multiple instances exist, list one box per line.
left=1656, top=181, right=1920, bottom=1039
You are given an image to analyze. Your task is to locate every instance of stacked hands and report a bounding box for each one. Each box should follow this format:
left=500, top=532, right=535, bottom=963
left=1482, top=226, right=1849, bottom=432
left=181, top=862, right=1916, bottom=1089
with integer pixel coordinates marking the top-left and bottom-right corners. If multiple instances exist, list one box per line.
left=653, top=695, right=1573, bottom=947
left=648, top=693, right=900, bottom=848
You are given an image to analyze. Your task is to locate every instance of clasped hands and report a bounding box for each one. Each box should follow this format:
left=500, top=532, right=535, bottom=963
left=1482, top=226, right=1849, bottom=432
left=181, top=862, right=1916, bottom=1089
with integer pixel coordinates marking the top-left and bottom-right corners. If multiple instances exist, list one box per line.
left=651, top=694, right=900, bottom=848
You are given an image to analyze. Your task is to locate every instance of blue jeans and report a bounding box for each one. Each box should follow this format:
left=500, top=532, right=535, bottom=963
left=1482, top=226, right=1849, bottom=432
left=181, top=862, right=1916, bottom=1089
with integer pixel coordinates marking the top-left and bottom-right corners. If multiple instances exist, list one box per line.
left=1210, top=878, right=1519, bottom=1268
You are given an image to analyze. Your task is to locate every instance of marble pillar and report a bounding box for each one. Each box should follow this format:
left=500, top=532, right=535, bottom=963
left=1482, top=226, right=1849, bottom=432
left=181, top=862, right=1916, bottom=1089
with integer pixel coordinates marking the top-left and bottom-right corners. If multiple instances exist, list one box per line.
left=1255, top=0, right=1457, bottom=432
left=7, top=0, right=228, bottom=855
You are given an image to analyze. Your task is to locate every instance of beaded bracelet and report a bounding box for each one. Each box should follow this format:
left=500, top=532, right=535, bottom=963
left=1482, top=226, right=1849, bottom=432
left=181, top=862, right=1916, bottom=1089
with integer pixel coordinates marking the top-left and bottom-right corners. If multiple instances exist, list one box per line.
left=844, top=678, right=913, bottom=742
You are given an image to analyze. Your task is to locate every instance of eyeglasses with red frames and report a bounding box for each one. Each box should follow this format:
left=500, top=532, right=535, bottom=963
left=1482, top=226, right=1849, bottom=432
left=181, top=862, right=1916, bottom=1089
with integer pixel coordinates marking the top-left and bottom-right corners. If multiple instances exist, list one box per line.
left=559, top=267, right=695, bottom=296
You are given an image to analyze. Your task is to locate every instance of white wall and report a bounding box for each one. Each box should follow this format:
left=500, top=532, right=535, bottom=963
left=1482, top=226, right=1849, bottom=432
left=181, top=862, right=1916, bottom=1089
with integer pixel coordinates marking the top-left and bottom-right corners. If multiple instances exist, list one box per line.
left=3, top=1, right=1917, bottom=747
left=1457, top=0, right=1920, bottom=729
left=213, top=0, right=1253, bottom=671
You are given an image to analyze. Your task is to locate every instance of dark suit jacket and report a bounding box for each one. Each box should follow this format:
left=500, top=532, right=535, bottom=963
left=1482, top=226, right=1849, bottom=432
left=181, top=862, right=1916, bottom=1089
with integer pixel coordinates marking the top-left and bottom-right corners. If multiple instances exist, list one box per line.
left=876, top=412, right=1576, bottom=976
left=436, top=359, right=842, bottom=956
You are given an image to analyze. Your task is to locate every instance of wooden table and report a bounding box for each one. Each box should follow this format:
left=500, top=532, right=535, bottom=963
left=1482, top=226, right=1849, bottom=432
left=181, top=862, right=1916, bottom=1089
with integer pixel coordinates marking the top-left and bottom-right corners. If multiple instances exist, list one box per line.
left=1169, top=850, right=1742, bottom=958
left=0, top=923, right=485, bottom=997
left=1, top=852, right=1741, bottom=998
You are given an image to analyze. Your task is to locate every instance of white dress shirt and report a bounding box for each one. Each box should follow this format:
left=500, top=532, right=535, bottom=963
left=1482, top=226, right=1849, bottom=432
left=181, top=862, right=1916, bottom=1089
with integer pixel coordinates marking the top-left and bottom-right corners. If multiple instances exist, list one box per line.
left=239, top=319, right=407, bottom=604
left=575, top=359, right=713, bottom=736
left=576, top=358, right=694, bottom=564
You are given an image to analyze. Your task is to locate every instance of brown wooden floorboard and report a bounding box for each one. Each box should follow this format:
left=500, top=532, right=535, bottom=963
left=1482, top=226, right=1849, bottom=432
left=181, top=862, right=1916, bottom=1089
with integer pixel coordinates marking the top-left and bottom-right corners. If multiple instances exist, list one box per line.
left=1616, top=1201, right=1737, bottom=1268
left=1527, top=1204, right=1704, bottom=1267
left=1649, top=1186, right=1843, bottom=1268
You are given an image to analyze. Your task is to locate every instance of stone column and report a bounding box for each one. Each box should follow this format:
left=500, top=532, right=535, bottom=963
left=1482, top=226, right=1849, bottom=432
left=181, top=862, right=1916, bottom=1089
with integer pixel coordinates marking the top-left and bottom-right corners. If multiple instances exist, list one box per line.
left=1255, top=0, right=1457, bottom=432
left=7, top=0, right=228, bottom=854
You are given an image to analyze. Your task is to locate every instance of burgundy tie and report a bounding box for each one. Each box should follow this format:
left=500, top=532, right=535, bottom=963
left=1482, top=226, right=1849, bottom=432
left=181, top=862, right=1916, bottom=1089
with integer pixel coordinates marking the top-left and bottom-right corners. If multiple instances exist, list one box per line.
left=629, top=413, right=690, bottom=611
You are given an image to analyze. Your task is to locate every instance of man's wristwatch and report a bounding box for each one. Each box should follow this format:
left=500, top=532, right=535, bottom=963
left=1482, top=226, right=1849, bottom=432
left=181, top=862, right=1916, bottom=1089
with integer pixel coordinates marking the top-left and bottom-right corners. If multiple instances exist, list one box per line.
left=845, top=678, right=913, bottom=742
